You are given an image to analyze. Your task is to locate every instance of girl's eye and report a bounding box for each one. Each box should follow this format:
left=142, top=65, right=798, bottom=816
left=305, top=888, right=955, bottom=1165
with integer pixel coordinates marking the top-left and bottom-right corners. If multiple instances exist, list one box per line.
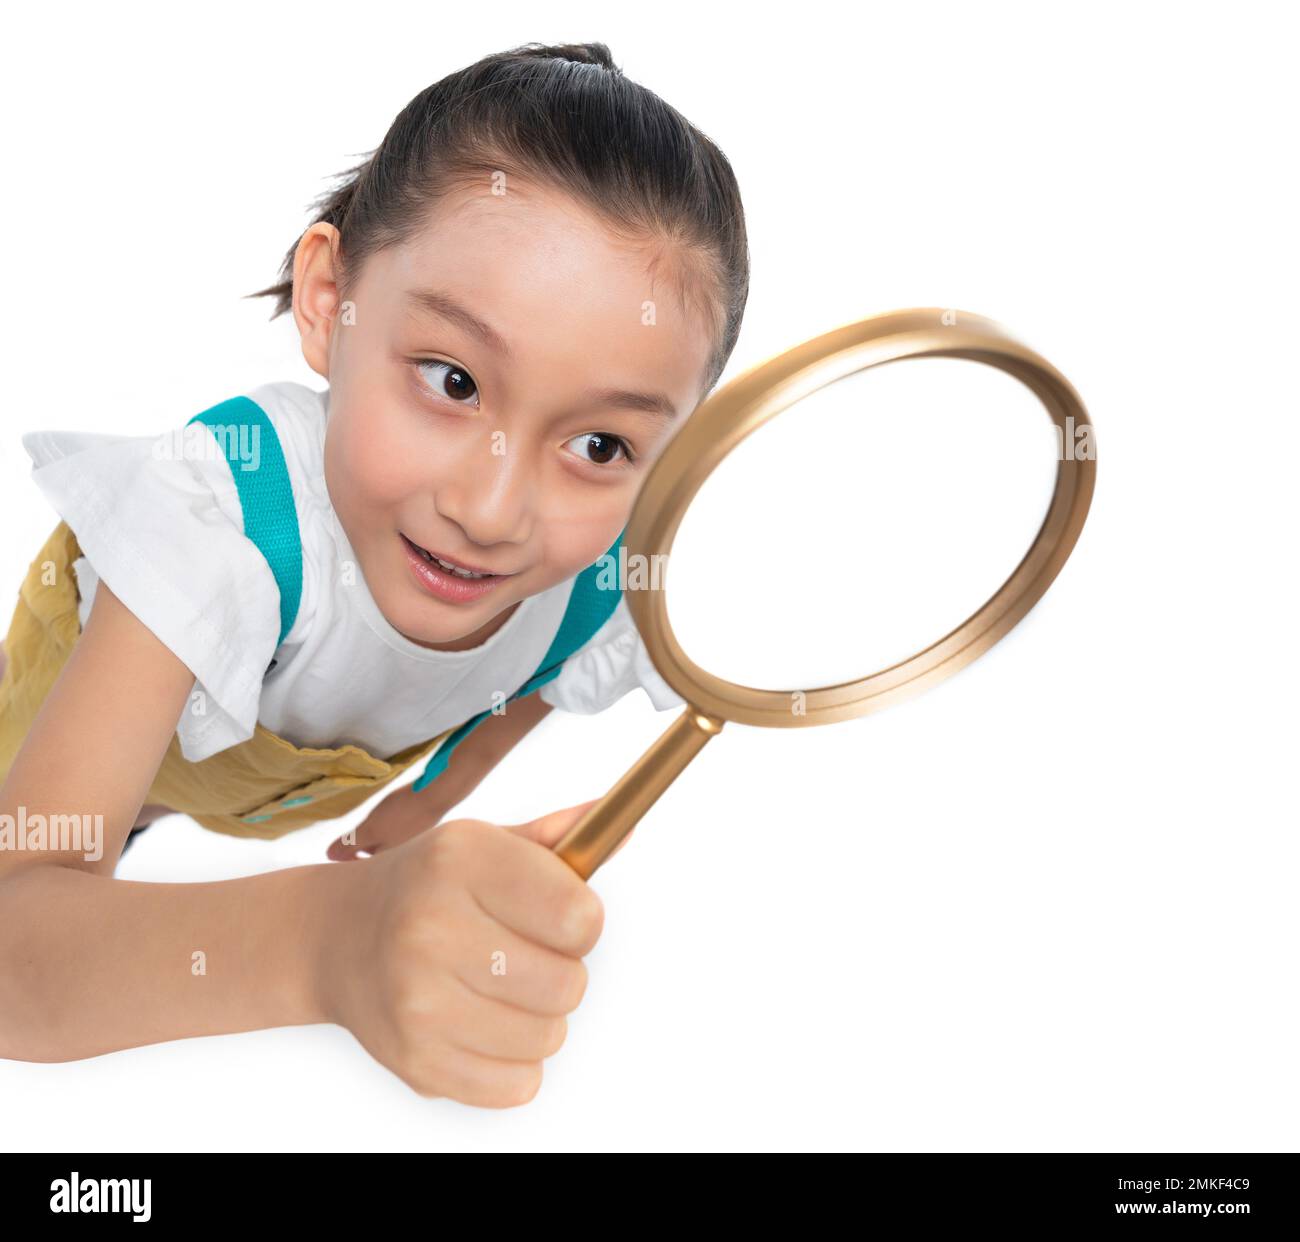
left=565, top=432, right=635, bottom=469
left=414, top=359, right=479, bottom=407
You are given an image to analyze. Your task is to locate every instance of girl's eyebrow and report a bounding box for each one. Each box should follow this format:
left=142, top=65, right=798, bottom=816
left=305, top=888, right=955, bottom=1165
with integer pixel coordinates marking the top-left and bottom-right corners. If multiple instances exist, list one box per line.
left=406, top=287, right=679, bottom=422
left=576, top=387, right=679, bottom=421
left=405, top=288, right=513, bottom=358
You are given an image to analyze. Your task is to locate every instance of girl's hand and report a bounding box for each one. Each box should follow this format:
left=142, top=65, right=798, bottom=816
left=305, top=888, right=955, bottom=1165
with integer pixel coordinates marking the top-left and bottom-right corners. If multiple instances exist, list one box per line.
left=326, top=783, right=445, bottom=861
left=317, top=798, right=603, bottom=1107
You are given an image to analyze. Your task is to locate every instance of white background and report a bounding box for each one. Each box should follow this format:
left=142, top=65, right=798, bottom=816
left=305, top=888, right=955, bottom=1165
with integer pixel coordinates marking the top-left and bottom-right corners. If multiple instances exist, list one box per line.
left=1, top=1, right=1296, bottom=1152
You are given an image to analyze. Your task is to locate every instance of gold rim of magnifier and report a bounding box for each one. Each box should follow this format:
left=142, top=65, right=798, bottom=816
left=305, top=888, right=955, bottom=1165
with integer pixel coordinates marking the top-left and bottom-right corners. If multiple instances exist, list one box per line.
left=623, top=308, right=1097, bottom=727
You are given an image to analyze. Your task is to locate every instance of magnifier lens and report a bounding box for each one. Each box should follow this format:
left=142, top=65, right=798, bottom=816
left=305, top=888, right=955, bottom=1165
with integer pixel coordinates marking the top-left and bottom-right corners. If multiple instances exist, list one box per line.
left=668, top=359, right=1061, bottom=691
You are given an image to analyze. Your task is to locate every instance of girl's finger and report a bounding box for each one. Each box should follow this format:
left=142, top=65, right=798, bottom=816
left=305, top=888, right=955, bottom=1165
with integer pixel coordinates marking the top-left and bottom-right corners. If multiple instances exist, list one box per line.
left=327, top=823, right=380, bottom=861
left=326, top=836, right=361, bottom=861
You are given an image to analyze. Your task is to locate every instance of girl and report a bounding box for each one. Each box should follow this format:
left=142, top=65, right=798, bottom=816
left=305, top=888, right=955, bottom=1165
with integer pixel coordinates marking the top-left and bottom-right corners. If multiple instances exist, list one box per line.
left=0, top=41, right=749, bottom=1106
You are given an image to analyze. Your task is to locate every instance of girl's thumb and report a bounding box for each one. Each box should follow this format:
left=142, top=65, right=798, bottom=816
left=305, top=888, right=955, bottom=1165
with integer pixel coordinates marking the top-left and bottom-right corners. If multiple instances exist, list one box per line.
left=505, top=798, right=602, bottom=849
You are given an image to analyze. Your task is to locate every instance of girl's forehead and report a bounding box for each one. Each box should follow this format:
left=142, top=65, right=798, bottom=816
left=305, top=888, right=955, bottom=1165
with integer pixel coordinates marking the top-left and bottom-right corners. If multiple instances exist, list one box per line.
left=395, top=184, right=652, bottom=280
left=368, top=204, right=709, bottom=347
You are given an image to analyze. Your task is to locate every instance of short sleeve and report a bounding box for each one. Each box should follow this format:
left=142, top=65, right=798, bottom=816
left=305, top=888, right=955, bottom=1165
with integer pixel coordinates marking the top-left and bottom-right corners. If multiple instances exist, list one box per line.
left=22, top=422, right=283, bottom=762
left=538, top=595, right=684, bottom=714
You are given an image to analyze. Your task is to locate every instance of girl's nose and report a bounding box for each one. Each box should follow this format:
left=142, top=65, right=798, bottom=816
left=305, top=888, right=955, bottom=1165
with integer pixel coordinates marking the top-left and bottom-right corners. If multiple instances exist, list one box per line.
left=433, top=434, right=535, bottom=548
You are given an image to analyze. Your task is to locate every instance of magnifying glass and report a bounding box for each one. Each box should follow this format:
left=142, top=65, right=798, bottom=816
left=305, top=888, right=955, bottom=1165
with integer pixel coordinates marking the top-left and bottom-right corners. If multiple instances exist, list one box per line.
left=554, top=308, right=1096, bottom=879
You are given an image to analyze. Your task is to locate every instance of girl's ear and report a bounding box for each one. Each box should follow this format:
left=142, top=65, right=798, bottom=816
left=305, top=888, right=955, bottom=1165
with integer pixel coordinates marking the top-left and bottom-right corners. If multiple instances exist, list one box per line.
left=291, top=222, right=343, bottom=379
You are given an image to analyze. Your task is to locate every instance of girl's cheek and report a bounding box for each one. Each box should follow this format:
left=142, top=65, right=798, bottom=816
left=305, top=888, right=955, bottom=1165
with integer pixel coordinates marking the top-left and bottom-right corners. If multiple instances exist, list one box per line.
left=543, top=495, right=630, bottom=580
left=361, top=438, right=422, bottom=505
left=334, top=403, right=421, bottom=505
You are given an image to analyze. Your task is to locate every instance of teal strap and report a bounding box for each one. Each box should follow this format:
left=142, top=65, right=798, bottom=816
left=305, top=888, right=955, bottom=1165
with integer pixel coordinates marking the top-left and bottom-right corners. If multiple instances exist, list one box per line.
left=411, top=529, right=626, bottom=793
left=187, top=396, right=303, bottom=647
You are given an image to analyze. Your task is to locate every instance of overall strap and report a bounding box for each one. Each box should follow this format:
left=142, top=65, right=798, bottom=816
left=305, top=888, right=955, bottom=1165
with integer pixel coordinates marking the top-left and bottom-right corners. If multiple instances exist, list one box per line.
left=187, top=395, right=303, bottom=647
left=410, top=530, right=625, bottom=794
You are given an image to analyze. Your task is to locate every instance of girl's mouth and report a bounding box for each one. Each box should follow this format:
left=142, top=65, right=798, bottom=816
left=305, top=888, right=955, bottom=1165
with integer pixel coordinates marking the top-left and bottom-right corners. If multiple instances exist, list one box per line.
left=399, top=532, right=510, bottom=603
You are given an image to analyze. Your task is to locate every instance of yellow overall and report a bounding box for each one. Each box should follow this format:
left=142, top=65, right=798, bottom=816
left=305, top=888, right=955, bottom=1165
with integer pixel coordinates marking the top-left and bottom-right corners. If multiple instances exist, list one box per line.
left=0, top=521, right=454, bottom=841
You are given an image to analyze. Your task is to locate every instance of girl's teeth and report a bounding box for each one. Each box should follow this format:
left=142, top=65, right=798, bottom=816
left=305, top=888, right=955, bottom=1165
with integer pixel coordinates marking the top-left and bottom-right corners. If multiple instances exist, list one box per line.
left=417, top=545, right=489, bottom=578
left=438, top=557, right=486, bottom=579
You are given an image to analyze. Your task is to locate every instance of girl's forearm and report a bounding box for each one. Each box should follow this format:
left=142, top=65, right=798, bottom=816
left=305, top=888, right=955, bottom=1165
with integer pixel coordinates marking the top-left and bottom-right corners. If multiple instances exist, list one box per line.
left=0, top=858, right=358, bottom=1062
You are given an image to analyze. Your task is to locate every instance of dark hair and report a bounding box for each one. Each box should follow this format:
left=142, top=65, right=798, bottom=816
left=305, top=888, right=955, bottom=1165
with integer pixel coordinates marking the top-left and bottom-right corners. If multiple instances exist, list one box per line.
left=246, top=41, right=749, bottom=395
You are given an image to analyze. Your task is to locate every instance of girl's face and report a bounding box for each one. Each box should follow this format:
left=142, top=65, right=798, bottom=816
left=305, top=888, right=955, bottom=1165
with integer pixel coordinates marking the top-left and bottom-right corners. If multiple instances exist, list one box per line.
left=294, top=179, right=715, bottom=651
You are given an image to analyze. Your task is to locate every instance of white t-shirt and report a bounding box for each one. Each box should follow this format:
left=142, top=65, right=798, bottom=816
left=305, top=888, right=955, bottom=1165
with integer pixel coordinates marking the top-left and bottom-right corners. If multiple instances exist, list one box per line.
left=21, top=380, right=683, bottom=764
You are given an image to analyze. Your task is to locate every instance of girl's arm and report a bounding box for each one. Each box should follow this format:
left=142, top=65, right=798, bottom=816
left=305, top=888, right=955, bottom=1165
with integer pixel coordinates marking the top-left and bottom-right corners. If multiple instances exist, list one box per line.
left=423, top=690, right=555, bottom=813
left=327, top=691, right=554, bottom=860
left=0, top=580, right=344, bottom=1060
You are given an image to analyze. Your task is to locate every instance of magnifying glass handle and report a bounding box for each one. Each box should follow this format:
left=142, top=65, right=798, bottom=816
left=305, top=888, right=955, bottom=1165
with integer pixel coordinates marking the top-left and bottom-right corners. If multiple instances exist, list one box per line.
left=554, top=707, right=725, bottom=880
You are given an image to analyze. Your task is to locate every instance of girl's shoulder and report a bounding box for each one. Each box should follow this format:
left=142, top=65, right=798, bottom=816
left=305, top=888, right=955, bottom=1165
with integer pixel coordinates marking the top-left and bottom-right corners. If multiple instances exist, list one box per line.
left=539, top=593, right=684, bottom=716
left=20, top=378, right=326, bottom=470
left=20, top=381, right=330, bottom=762
left=242, top=379, right=329, bottom=481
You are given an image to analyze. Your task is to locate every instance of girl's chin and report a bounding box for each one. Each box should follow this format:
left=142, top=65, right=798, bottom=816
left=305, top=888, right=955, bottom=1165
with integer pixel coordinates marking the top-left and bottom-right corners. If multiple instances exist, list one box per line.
left=383, top=588, right=525, bottom=653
